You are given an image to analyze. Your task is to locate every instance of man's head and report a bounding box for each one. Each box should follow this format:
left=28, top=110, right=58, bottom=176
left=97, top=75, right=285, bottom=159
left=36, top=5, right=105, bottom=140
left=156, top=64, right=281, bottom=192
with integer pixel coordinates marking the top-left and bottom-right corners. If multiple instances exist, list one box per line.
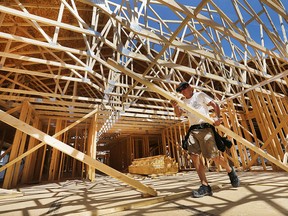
left=176, top=81, right=193, bottom=98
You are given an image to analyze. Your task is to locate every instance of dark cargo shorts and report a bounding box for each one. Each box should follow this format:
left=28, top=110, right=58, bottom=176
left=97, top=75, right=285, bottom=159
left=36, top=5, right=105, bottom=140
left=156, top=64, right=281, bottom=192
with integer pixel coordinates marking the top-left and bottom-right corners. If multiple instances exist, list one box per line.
left=187, top=127, right=219, bottom=158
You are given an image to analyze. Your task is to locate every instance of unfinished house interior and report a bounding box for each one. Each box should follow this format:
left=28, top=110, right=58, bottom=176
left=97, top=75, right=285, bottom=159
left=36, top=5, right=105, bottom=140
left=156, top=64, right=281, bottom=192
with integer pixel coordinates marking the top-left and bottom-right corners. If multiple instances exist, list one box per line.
left=0, top=0, right=288, bottom=215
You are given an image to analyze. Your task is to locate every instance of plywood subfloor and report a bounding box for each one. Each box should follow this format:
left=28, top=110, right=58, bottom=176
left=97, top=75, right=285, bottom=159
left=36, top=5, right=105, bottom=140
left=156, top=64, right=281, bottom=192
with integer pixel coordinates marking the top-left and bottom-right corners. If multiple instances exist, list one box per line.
left=0, top=169, right=287, bottom=216
left=0, top=188, right=23, bottom=200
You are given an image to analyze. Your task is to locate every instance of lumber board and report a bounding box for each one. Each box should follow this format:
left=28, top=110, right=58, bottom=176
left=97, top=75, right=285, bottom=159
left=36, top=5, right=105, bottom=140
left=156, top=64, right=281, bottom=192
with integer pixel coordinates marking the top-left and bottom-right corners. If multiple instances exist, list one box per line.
left=94, top=191, right=192, bottom=216
left=2, top=101, right=30, bottom=188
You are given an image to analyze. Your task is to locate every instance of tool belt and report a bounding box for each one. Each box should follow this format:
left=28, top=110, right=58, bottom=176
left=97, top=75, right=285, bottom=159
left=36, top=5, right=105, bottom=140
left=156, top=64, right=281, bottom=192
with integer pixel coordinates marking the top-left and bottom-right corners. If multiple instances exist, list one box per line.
left=182, top=123, right=232, bottom=152
left=189, top=122, right=213, bottom=130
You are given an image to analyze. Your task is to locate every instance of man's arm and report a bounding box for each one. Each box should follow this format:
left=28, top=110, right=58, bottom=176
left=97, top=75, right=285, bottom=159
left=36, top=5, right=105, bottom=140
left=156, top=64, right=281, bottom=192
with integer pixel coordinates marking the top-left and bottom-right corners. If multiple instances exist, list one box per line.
left=170, top=100, right=183, bottom=117
left=208, top=100, right=222, bottom=126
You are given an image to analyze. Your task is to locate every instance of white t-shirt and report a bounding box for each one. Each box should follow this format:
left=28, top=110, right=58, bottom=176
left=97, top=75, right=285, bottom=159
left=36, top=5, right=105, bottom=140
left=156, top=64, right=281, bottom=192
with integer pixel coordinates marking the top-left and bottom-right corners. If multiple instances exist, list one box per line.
left=183, top=92, right=213, bottom=126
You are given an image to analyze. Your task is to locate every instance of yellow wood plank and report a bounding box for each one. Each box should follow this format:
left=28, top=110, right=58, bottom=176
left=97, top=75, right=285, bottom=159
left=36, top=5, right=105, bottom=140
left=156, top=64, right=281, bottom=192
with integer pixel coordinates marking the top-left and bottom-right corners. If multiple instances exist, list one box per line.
left=221, top=113, right=239, bottom=167
left=21, top=114, right=40, bottom=184
left=227, top=99, right=247, bottom=169
left=2, top=101, right=30, bottom=189
left=87, top=114, right=97, bottom=182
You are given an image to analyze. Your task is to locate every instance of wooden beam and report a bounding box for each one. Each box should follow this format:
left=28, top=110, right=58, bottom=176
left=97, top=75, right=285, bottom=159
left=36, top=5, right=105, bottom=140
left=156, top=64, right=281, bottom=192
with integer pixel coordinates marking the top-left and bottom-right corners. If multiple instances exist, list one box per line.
left=194, top=0, right=211, bottom=16
left=221, top=70, right=288, bottom=104
left=0, top=52, right=89, bottom=72
left=261, top=0, right=288, bottom=21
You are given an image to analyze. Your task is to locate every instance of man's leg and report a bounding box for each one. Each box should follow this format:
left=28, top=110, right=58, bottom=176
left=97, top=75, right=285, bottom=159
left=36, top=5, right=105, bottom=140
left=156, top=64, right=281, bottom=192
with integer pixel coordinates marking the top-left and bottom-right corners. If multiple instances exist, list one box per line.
left=191, top=154, right=213, bottom=198
left=212, top=155, right=240, bottom=187
left=189, top=129, right=213, bottom=197
left=191, top=154, right=208, bottom=185
left=212, top=154, right=231, bottom=172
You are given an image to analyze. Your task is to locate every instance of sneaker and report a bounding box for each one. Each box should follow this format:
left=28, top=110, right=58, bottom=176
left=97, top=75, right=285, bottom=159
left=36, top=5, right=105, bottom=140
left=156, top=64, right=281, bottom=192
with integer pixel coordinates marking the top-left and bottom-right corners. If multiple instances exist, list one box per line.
left=192, top=184, right=213, bottom=198
left=228, top=166, right=240, bottom=187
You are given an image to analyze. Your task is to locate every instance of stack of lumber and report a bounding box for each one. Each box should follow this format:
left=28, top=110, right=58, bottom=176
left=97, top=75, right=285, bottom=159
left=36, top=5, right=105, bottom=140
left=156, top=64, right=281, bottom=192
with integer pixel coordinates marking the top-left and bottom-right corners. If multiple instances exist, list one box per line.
left=128, top=155, right=178, bottom=175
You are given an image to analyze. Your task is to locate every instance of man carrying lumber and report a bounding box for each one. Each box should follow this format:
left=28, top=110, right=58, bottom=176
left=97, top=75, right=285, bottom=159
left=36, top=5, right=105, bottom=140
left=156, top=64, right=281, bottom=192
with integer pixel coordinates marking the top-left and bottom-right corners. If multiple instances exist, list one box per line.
left=171, top=81, right=240, bottom=198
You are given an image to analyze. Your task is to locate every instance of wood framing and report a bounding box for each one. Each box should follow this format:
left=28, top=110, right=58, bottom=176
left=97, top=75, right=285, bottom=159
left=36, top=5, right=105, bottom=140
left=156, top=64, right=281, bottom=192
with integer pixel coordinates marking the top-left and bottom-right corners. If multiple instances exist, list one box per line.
left=0, top=109, right=157, bottom=196
left=0, top=0, right=287, bottom=192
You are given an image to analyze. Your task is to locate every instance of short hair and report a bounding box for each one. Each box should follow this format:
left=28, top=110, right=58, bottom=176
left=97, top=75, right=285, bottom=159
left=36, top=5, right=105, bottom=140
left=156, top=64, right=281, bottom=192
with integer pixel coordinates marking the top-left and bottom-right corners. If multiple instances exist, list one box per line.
left=176, top=82, right=189, bottom=92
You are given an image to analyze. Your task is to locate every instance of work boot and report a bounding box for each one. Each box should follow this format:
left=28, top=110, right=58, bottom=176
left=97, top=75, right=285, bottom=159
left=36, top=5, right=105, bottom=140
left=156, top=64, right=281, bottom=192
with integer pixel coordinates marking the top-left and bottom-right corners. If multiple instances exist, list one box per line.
left=192, top=184, right=213, bottom=198
left=228, top=166, right=240, bottom=187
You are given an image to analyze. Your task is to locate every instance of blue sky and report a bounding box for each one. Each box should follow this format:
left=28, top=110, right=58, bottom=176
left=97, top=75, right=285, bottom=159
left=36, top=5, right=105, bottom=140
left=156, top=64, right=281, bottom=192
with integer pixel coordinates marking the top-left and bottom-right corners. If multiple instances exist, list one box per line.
left=109, top=0, right=288, bottom=59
